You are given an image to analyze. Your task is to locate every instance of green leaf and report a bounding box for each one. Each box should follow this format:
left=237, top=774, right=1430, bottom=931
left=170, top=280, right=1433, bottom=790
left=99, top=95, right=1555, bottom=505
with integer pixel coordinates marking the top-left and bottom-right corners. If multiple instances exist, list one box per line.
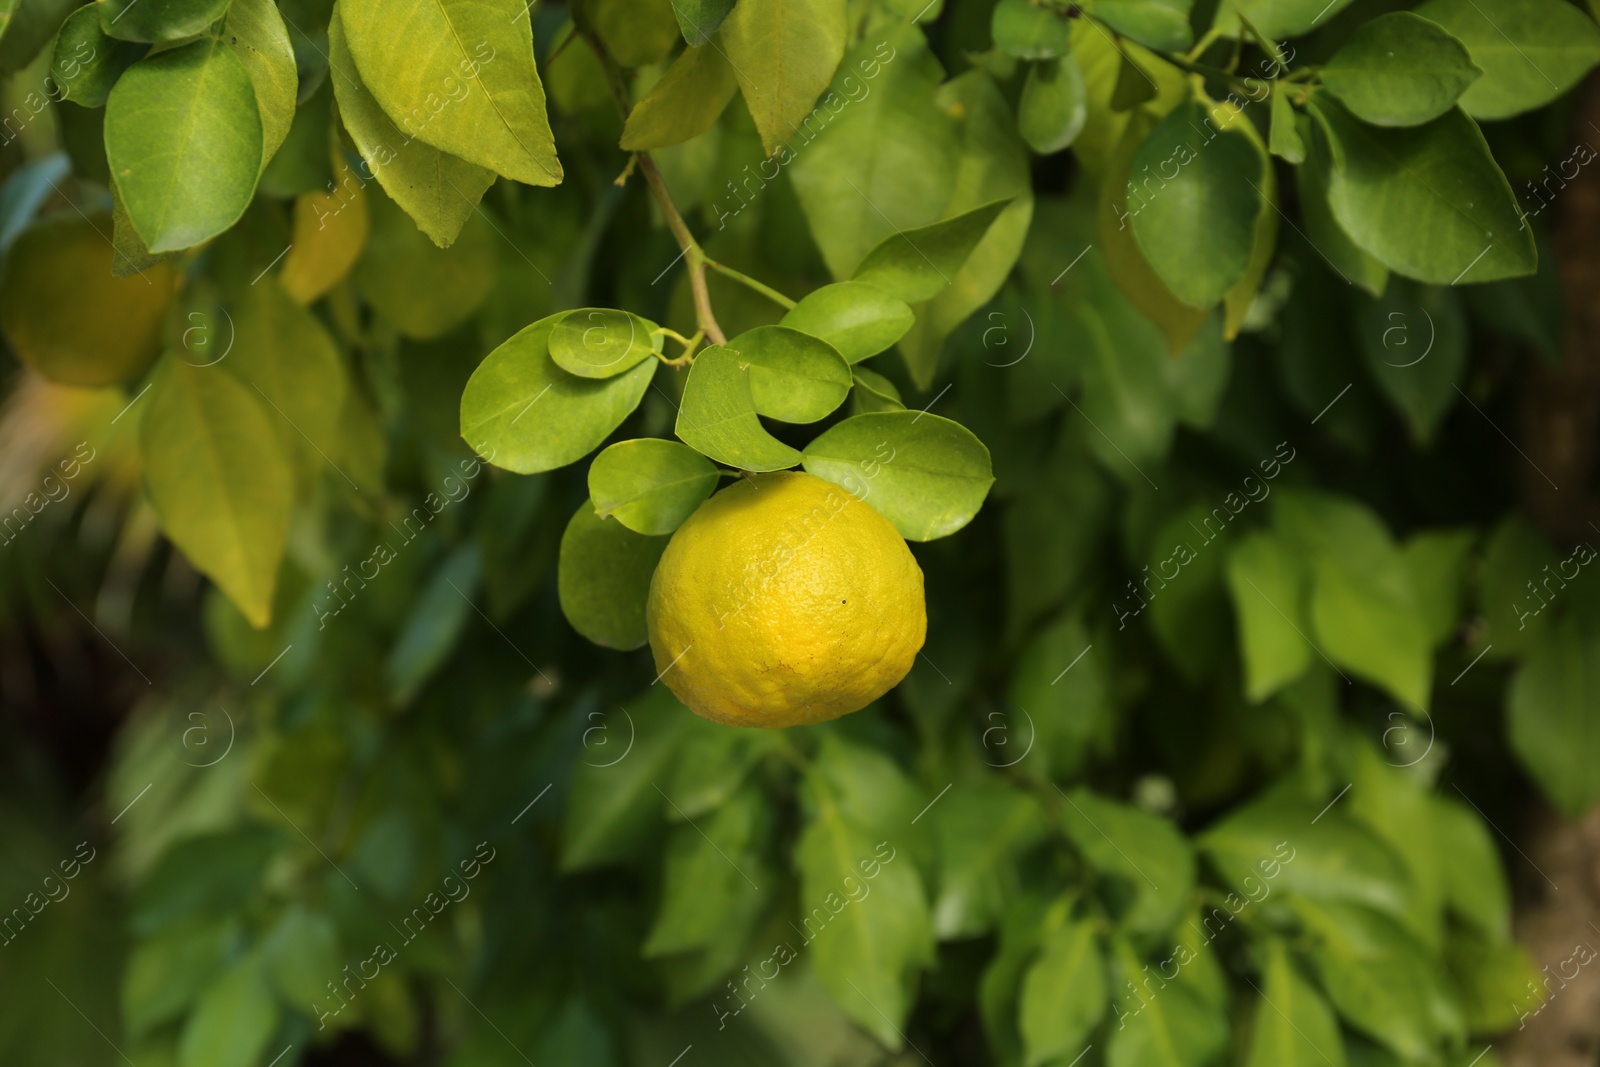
left=796, top=770, right=934, bottom=1050
left=1217, top=0, right=1354, bottom=41
left=1097, top=108, right=1210, bottom=354
left=0, top=211, right=174, bottom=387
left=588, top=438, right=720, bottom=535
left=853, top=198, right=1011, bottom=303
left=220, top=280, right=348, bottom=484
left=1140, top=502, right=1230, bottom=682
left=337, top=0, right=562, bottom=186
left=931, top=781, right=1048, bottom=938
left=1447, top=936, right=1540, bottom=1038
left=1060, top=252, right=1181, bottom=474
left=178, top=957, right=279, bottom=1067
left=643, top=783, right=770, bottom=956
left=1508, top=613, right=1600, bottom=816
left=1059, top=788, right=1194, bottom=938
left=386, top=544, right=480, bottom=702
left=0, top=0, right=81, bottom=72
left=719, top=0, right=847, bottom=156
left=671, top=0, right=734, bottom=45
left=1275, top=491, right=1433, bottom=710
left=851, top=366, right=906, bottom=413
left=665, top=723, right=782, bottom=820
left=1107, top=942, right=1229, bottom=1067
left=109, top=178, right=176, bottom=277
left=1356, top=281, right=1467, bottom=443
left=1008, top=610, right=1116, bottom=777
left=805, top=733, right=931, bottom=841
left=1221, top=110, right=1278, bottom=340
left=1344, top=736, right=1445, bottom=948
left=132, top=828, right=280, bottom=934
left=1415, top=0, right=1600, bottom=119
left=1019, top=56, right=1087, bottom=154
left=781, top=281, right=915, bottom=363
left=895, top=70, right=1034, bottom=389
left=1201, top=800, right=1411, bottom=918
left=1295, top=120, right=1389, bottom=296
left=259, top=77, right=333, bottom=198
left=1128, top=100, right=1265, bottom=309
left=557, top=500, right=668, bottom=650
left=1269, top=88, right=1305, bottom=163
left=52, top=4, right=147, bottom=106
left=1402, top=528, right=1475, bottom=648
left=726, top=324, right=853, bottom=423
left=461, top=314, right=656, bottom=474
left=1163, top=316, right=1232, bottom=428
left=263, top=906, right=341, bottom=1007
left=99, top=0, right=230, bottom=42
left=1019, top=912, right=1106, bottom=1066
left=1246, top=939, right=1347, bottom=1067
left=1294, top=899, right=1454, bottom=1061
left=327, top=12, right=495, bottom=248
left=801, top=411, right=993, bottom=541
left=104, top=39, right=263, bottom=252
left=1308, top=95, right=1535, bottom=285
left=620, top=43, right=738, bottom=150
left=142, top=357, right=295, bottom=628
left=1094, top=0, right=1193, bottom=51
left=562, top=687, right=690, bottom=870
left=1432, top=797, right=1510, bottom=940
left=549, top=308, right=661, bottom=379
left=123, top=918, right=238, bottom=1039
left=354, top=185, right=496, bottom=337
left=673, top=344, right=803, bottom=471
left=789, top=29, right=962, bottom=280
left=992, top=0, right=1074, bottom=58
left=225, top=0, right=296, bottom=172
left=980, top=895, right=1055, bottom=1065
left=1321, top=13, right=1480, bottom=127
left=1478, top=515, right=1559, bottom=659
left=1226, top=531, right=1314, bottom=702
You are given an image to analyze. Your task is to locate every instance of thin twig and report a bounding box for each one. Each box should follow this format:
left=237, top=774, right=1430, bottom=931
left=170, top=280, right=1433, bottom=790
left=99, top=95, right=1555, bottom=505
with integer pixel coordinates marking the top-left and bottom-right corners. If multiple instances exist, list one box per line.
left=705, top=259, right=797, bottom=309
left=583, top=30, right=727, bottom=345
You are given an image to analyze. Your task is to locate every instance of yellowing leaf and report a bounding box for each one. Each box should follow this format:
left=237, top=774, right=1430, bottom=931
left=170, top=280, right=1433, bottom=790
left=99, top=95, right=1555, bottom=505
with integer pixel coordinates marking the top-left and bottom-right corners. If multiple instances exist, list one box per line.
left=353, top=186, right=496, bottom=338
left=327, top=10, right=495, bottom=247
left=620, top=43, right=738, bottom=151
left=337, top=0, right=562, bottom=186
left=589, top=0, right=680, bottom=67
left=221, top=282, right=350, bottom=486
left=280, top=161, right=371, bottom=305
left=142, top=358, right=295, bottom=628
left=720, top=0, right=847, bottom=155
left=0, top=212, right=176, bottom=387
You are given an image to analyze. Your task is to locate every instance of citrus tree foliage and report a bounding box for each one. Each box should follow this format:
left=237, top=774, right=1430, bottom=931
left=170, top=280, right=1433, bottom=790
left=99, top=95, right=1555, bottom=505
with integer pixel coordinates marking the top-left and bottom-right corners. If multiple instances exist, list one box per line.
left=0, top=0, right=1595, bottom=1061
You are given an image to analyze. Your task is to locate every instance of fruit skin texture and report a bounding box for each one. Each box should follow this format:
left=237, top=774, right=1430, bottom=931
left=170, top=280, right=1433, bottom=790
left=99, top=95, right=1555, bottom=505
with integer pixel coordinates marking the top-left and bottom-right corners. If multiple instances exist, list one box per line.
left=647, top=471, right=926, bottom=728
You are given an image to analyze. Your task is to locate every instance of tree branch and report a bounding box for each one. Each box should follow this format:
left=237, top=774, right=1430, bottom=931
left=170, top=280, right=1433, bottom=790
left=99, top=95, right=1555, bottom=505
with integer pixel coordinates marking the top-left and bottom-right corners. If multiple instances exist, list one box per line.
left=582, top=30, right=727, bottom=346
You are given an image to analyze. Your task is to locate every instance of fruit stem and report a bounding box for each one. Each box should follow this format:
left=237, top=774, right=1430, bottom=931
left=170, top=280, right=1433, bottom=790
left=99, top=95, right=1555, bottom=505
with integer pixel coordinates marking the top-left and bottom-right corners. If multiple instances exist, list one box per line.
left=704, top=259, right=798, bottom=310
left=583, top=31, right=729, bottom=346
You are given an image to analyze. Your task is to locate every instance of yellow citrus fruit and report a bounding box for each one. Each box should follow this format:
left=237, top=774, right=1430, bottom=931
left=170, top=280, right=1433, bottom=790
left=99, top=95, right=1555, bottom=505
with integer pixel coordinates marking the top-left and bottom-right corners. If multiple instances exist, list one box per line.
left=646, top=470, right=926, bottom=728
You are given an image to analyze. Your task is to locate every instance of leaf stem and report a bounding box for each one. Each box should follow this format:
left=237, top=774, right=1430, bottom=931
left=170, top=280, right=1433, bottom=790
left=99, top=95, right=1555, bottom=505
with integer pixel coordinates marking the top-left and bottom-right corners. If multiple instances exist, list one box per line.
left=582, top=30, right=728, bottom=346
left=704, top=259, right=798, bottom=310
